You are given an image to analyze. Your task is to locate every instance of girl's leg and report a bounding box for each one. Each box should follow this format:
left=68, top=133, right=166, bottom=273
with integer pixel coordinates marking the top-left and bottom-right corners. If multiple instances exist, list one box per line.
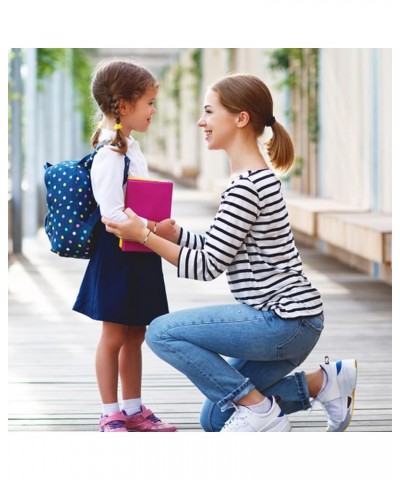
left=120, top=326, right=178, bottom=432
left=119, top=326, right=146, bottom=401
left=95, top=321, right=128, bottom=405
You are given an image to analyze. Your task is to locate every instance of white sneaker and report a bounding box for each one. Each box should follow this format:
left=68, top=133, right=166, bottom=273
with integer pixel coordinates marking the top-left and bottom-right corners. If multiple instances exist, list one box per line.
left=317, top=357, right=358, bottom=432
left=221, top=396, right=291, bottom=432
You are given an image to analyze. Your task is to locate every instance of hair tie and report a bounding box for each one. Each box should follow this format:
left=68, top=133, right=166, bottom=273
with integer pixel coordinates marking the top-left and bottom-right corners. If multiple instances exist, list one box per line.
left=266, top=116, right=276, bottom=127
left=114, top=123, right=122, bottom=130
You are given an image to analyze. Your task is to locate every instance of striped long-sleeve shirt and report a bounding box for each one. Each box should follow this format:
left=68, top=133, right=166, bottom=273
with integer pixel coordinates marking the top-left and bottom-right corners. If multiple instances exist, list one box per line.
left=177, top=169, right=323, bottom=319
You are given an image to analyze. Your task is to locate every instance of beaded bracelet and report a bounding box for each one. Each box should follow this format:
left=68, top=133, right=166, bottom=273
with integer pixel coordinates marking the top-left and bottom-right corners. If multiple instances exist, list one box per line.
left=153, top=222, right=157, bottom=234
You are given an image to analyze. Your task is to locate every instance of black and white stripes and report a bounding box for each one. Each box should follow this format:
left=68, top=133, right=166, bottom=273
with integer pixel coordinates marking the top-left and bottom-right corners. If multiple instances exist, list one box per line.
left=177, top=169, right=323, bottom=319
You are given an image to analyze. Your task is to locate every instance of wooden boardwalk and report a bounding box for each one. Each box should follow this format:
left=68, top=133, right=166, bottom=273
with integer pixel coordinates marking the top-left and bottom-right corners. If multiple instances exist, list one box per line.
left=8, top=183, right=392, bottom=433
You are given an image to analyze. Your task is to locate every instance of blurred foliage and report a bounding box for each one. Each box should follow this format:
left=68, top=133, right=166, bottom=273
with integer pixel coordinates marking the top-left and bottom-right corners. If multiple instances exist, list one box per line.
left=37, top=48, right=67, bottom=81
left=268, top=49, right=319, bottom=189
left=188, top=48, right=203, bottom=120
left=188, top=48, right=202, bottom=100
left=267, top=48, right=319, bottom=143
left=171, top=64, right=183, bottom=111
left=268, top=48, right=304, bottom=89
left=227, top=48, right=237, bottom=72
left=71, top=49, right=95, bottom=141
left=37, top=48, right=95, bottom=141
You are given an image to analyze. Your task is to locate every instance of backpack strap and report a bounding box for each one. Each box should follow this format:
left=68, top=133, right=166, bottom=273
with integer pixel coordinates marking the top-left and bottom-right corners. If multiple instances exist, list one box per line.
left=123, top=156, right=130, bottom=185
left=93, top=142, right=130, bottom=185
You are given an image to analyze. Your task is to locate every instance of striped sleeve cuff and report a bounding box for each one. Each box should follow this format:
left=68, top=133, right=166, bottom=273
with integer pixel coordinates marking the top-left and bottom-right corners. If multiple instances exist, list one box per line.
left=178, top=228, right=205, bottom=250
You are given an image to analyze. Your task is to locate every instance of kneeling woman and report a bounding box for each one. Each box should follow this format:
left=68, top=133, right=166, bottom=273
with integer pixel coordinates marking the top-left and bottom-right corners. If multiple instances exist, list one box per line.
left=102, top=74, right=357, bottom=432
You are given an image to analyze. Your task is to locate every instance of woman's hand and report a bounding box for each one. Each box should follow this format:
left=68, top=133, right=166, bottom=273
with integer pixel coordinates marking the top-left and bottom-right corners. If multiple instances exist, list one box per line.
left=102, top=208, right=182, bottom=267
left=156, top=218, right=180, bottom=243
left=102, top=208, right=148, bottom=242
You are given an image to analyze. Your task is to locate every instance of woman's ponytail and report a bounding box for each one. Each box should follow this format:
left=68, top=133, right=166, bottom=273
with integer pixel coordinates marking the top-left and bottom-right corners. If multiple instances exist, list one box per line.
left=264, top=121, right=295, bottom=173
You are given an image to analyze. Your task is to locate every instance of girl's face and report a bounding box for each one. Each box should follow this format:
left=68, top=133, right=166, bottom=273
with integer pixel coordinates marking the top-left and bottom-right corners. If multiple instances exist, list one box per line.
left=123, top=86, right=158, bottom=133
left=197, top=89, right=237, bottom=151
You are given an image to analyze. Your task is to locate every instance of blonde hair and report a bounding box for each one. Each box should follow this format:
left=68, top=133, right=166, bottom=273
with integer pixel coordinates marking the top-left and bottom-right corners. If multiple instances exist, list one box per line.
left=211, top=74, right=295, bottom=173
left=90, top=59, right=158, bottom=155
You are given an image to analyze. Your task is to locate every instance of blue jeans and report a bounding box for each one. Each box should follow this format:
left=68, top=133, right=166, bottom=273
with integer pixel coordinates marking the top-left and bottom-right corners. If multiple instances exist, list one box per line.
left=145, top=304, right=324, bottom=431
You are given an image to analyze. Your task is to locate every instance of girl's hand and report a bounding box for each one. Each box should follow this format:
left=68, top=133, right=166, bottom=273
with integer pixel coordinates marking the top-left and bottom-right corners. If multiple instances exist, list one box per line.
left=156, top=219, right=181, bottom=243
left=102, top=208, right=147, bottom=242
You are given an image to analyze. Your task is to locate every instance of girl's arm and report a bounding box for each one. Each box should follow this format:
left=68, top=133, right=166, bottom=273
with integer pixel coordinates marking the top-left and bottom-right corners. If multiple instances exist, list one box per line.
left=91, top=146, right=148, bottom=227
left=91, top=147, right=131, bottom=222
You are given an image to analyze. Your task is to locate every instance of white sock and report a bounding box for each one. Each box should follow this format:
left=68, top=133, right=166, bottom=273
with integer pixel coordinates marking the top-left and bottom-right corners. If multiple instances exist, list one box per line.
left=122, top=398, right=142, bottom=416
left=247, top=397, right=272, bottom=414
left=102, top=402, right=120, bottom=416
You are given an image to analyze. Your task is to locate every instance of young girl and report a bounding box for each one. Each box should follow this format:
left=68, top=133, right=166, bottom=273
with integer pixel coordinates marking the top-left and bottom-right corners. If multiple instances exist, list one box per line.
left=73, top=59, right=177, bottom=432
left=102, top=73, right=357, bottom=432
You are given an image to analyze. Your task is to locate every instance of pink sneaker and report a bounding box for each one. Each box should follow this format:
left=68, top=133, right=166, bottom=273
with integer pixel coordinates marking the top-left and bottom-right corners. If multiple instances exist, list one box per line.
left=124, top=406, right=177, bottom=432
left=99, top=411, right=128, bottom=432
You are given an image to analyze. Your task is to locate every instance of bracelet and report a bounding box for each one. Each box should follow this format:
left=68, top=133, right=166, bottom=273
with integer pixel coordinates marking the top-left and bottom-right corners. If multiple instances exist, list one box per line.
left=142, top=229, right=151, bottom=245
left=153, top=222, right=157, bottom=235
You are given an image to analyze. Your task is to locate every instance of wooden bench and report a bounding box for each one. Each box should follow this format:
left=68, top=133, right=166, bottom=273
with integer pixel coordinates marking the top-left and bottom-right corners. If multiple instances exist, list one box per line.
left=284, top=191, right=367, bottom=236
left=284, top=191, right=392, bottom=267
left=318, top=212, right=392, bottom=264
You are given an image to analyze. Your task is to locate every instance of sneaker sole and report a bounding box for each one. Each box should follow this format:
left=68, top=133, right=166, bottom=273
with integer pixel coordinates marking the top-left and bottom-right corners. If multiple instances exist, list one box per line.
left=126, top=427, right=177, bottom=432
left=259, top=417, right=292, bottom=432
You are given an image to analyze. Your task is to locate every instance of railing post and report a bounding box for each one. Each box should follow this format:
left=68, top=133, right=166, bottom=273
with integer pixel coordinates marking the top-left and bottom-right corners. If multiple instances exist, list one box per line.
left=10, top=48, right=24, bottom=254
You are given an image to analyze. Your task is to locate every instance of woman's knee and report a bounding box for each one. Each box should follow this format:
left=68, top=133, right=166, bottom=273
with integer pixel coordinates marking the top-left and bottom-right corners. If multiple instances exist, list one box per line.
left=145, top=315, right=168, bottom=350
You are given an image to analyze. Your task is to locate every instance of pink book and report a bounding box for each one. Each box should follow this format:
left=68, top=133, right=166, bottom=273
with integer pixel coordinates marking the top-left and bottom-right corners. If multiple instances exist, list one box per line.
left=120, top=177, right=173, bottom=252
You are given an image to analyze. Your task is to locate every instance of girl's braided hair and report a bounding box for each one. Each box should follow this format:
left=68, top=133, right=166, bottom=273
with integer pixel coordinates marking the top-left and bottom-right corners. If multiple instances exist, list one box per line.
left=91, top=59, right=158, bottom=154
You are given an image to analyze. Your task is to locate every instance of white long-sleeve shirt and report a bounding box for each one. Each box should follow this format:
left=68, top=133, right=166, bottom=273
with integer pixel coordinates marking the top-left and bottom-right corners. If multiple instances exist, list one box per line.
left=177, top=169, right=323, bottom=319
left=90, top=129, right=148, bottom=222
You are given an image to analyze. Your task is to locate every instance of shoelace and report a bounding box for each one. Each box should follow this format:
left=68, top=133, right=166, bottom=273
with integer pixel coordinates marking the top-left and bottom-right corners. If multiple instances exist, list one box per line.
left=107, top=420, right=125, bottom=430
left=148, top=413, right=162, bottom=423
left=223, top=406, right=250, bottom=429
left=308, top=398, right=317, bottom=416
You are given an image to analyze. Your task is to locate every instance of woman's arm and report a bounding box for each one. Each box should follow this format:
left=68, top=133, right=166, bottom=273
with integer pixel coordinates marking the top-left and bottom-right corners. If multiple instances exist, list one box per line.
left=102, top=209, right=182, bottom=267
left=103, top=178, right=260, bottom=282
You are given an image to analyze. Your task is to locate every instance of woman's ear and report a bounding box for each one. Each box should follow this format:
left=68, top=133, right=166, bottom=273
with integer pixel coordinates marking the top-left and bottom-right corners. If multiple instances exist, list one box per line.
left=236, top=111, right=250, bottom=128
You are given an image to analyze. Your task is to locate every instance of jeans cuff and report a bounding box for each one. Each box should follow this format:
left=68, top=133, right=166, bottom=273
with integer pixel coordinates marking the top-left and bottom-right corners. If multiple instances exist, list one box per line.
left=294, top=371, right=312, bottom=410
left=216, top=378, right=256, bottom=412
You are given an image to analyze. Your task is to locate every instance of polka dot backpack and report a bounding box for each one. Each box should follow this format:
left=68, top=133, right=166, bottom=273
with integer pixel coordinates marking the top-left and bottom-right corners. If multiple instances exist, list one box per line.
left=43, top=143, right=130, bottom=259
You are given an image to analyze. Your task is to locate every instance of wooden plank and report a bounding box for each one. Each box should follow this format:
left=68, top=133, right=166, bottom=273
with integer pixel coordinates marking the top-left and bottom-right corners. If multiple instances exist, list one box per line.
left=384, top=232, right=392, bottom=263
left=318, top=212, right=392, bottom=263
left=284, top=191, right=366, bottom=236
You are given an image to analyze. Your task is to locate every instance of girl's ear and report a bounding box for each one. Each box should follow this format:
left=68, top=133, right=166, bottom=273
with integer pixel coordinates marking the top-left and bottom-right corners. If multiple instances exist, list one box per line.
left=236, top=111, right=250, bottom=128
left=119, top=99, right=128, bottom=116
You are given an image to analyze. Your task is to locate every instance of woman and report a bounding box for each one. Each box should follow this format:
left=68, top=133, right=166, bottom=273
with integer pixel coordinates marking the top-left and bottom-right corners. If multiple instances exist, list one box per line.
left=102, top=73, right=357, bottom=432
